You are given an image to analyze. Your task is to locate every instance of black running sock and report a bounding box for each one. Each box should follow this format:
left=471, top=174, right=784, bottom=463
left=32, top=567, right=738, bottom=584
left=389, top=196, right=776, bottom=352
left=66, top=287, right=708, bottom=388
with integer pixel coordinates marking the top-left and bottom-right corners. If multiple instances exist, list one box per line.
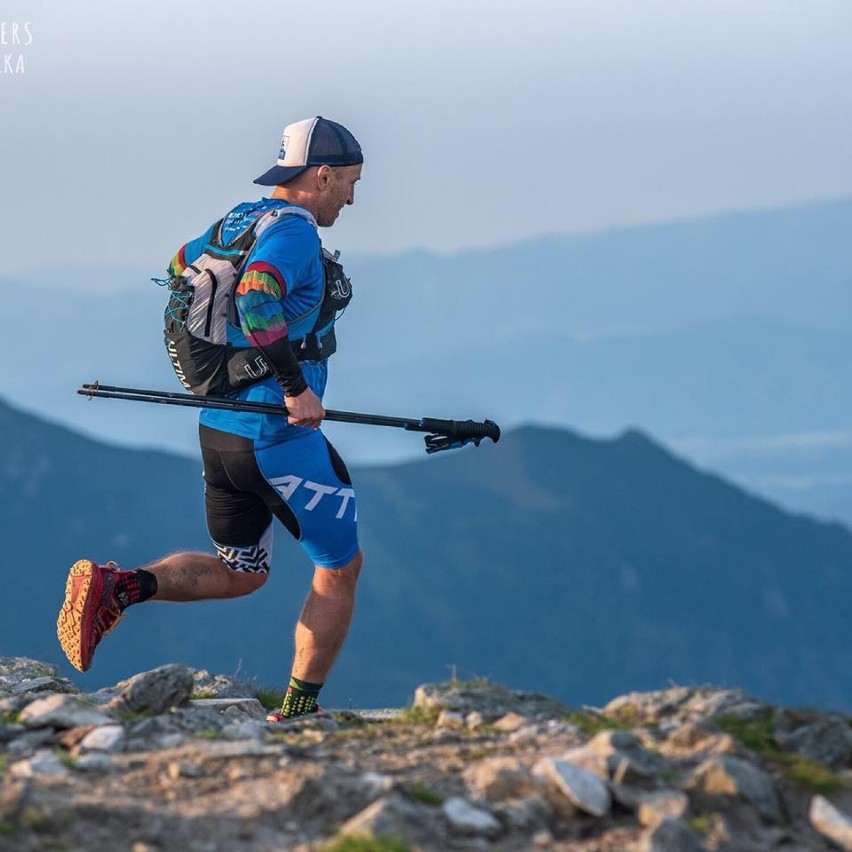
left=114, top=570, right=158, bottom=610
left=279, top=676, right=323, bottom=717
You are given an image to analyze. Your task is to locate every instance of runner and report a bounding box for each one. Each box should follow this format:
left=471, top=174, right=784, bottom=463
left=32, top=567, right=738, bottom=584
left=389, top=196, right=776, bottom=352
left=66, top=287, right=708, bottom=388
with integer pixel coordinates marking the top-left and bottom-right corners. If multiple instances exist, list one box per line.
left=57, top=116, right=364, bottom=720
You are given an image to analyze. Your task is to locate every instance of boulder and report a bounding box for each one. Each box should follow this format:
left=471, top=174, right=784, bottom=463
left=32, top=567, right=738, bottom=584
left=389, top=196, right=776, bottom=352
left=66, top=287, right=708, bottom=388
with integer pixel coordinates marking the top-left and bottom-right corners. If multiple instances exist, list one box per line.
left=533, top=757, right=611, bottom=817
left=108, top=664, right=194, bottom=715
left=640, top=818, right=705, bottom=852
left=79, top=725, right=126, bottom=753
left=18, top=694, right=113, bottom=729
left=442, top=797, right=501, bottom=837
left=773, top=711, right=852, bottom=768
left=637, top=791, right=689, bottom=828
left=463, top=756, right=536, bottom=800
left=686, top=756, right=781, bottom=822
left=810, top=795, right=852, bottom=851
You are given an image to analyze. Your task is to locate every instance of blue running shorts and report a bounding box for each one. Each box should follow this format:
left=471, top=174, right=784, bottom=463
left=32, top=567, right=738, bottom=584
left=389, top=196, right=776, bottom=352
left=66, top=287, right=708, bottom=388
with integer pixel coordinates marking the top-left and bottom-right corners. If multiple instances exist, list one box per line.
left=199, top=423, right=359, bottom=572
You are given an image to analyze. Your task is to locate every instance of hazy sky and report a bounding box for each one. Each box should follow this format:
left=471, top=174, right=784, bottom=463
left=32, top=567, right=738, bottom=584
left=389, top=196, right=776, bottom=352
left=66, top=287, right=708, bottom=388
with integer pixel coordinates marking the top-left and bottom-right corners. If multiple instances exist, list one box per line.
left=1, top=0, right=851, bottom=274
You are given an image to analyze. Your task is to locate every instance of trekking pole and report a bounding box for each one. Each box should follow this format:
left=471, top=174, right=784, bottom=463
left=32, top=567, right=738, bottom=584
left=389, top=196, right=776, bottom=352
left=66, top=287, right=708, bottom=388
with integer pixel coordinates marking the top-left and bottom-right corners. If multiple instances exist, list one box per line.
left=77, top=382, right=500, bottom=454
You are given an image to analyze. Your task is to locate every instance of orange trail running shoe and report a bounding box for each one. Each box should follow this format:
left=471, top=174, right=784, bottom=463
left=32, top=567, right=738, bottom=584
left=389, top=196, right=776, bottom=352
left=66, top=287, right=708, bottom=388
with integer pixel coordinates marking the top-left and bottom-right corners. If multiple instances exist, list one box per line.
left=57, top=559, right=124, bottom=673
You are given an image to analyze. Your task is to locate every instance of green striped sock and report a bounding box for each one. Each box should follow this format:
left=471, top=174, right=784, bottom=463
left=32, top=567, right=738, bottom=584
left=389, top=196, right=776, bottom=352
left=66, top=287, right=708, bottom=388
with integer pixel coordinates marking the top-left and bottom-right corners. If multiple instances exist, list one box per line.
left=280, top=676, right=323, bottom=718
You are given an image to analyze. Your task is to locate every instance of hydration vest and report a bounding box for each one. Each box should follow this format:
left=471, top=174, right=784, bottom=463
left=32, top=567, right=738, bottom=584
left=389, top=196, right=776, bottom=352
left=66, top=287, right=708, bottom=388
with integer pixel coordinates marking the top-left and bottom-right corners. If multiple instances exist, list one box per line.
left=163, top=206, right=352, bottom=396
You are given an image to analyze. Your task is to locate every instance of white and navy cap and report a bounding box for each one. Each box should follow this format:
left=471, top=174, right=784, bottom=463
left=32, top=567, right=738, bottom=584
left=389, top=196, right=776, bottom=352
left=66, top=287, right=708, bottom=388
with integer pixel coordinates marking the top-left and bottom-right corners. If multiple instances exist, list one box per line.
left=254, top=116, right=363, bottom=186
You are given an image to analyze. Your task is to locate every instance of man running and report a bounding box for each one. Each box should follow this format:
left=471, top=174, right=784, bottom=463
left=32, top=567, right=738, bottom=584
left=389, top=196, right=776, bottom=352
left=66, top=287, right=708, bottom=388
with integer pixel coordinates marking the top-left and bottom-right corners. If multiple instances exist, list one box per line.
left=57, top=116, right=364, bottom=720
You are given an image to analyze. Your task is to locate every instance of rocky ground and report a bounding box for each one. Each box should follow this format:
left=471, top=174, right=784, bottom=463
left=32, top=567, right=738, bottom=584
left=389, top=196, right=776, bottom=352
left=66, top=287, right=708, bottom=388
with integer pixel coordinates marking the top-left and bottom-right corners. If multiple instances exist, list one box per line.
left=2, top=658, right=852, bottom=851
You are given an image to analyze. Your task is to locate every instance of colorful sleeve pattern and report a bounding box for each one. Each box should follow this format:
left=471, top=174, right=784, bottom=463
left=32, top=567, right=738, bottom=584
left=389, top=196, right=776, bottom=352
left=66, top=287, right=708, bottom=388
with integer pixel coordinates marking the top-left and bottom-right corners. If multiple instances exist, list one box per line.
left=168, top=245, right=189, bottom=278
left=235, top=261, right=290, bottom=348
left=166, top=222, right=218, bottom=278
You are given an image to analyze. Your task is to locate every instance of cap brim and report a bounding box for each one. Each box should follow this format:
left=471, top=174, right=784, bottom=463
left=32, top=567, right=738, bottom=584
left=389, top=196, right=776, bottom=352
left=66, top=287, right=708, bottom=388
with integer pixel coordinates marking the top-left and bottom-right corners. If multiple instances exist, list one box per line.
left=253, top=164, right=310, bottom=186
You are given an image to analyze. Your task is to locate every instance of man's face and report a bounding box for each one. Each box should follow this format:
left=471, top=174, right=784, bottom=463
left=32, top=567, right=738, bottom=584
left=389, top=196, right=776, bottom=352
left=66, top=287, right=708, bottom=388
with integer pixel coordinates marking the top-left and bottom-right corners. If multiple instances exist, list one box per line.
left=315, top=164, right=362, bottom=227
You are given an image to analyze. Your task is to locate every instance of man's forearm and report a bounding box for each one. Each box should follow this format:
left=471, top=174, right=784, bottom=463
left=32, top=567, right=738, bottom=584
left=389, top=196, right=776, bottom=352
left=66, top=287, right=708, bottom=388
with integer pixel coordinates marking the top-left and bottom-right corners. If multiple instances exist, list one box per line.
left=255, top=336, right=308, bottom=397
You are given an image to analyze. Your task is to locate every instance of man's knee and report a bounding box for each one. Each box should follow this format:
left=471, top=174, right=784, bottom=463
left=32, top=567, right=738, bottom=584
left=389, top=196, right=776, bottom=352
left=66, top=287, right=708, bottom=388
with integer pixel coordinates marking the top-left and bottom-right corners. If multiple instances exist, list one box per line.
left=313, top=549, right=363, bottom=594
left=345, top=549, right=363, bottom=579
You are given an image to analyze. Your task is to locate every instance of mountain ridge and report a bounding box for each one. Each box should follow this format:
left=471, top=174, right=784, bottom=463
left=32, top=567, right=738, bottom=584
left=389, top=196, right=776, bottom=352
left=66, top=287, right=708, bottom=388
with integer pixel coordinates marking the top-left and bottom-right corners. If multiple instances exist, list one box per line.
left=3, top=395, right=850, bottom=712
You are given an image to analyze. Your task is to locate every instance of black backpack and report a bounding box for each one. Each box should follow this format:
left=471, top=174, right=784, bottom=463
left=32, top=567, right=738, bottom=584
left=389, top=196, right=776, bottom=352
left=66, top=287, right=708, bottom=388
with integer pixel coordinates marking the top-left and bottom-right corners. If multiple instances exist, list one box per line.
left=162, top=206, right=352, bottom=395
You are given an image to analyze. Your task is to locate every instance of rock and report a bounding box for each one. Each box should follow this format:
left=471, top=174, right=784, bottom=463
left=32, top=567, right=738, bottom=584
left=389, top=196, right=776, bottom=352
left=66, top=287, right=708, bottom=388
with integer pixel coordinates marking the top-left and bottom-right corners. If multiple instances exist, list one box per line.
left=436, top=710, right=465, bottom=729
left=18, top=694, right=113, bottom=729
left=190, top=698, right=266, bottom=720
left=493, top=712, right=527, bottom=732
left=79, top=724, right=126, bottom=753
left=810, top=795, right=852, bottom=851
left=533, top=757, right=611, bottom=817
left=604, top=687, right=765, bottom=727
left=167, top=761, right=204, bottom=779
left=492, top=795, right=551, bottom=831
left=0, top=657, right=59, bottom=683
left=414, top=681, right=569, bottom=721
left=686, top=756, right=781, bottom=822
left=466, top=711, right=485, bottom=729
left=6, top=728, right=55, bottom=755
left=637, top=791, right=689, bottom=827
left=0, top=695, right=34, bottom=717
left=442, top=797, right=501, bottom=837
left=774, top=713, right=852, bottom=767
left=532, top=830, right=554, bottom=847
left=75, top=753, right=115, bottom=773
left=507, top=718, right=580, bottom=746
left=220, top=719, right=266, bottom=741
left=610, top=783, right=647, bottom=812
left=463, top=757, right=535, bottom=800
left=108, top=664, right=194, bottom=715
left=10, top=676, right=79, bottom=696
left=0, top=778, right=29, bottom=822
left=54, top=726, right=96, bottom=750
left=9, top=750, right=70, bottom=778
left=560, top=729, right=666, bottom=783
left=360, top=772, right=394, bottom=797
left=191, top=668, right=255, bottom=699
left=339, top=794, right=433, bottom=845
left=640, top=818, right=705, bottom=852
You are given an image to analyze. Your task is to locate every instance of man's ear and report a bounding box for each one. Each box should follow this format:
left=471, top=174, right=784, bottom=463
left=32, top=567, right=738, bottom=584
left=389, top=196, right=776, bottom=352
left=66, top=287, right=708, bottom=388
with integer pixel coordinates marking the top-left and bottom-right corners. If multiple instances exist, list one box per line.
left=315, top=165, right=334, bottom=190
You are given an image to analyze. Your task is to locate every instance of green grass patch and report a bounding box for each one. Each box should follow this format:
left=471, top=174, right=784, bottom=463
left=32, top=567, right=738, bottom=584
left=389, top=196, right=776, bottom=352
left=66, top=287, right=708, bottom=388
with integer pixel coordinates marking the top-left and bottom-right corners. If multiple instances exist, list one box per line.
left=193, top=729, right=222, bottom=740
left=0, top=821, right=16, bottom=836
left=392, top=706, right=440, bottom=726
left=0, top=755, right=8, bottom=775
left=20, top=808, right=50, bottom=831
left=686, top=813, right=713, bottom=835
left=714, top=711, right=848, bottom=793
left=1, top=712, right=19, bottom=725
left=324, top=835, right=411, bottom=852
left=114, top=708, right=153, bottom=723
left=602, top=704, right=644, bottom=729
left=783, top=756, right=846, bottom=794
left=54, top=750, right=77, bottom=770
left=565, top=710, right=620, bottom=737
left=255, top=688, right=287, bottom=711
left=714, top=711, right=776, bottom=758
left=405, top=783, right=443, bottom=806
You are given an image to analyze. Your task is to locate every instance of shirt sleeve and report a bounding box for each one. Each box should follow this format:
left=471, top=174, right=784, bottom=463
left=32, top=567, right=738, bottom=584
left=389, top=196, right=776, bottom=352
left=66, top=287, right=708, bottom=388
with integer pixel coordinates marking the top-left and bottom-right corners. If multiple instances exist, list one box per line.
left=166, top=221, right=218, bottom=278
left=234, top=216, right=319, bottom=396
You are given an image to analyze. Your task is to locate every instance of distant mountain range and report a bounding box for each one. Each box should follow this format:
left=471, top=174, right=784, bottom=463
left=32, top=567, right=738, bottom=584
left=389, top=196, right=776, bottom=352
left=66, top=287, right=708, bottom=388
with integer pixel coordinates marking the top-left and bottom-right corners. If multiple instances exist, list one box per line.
left=2, top=397, right=851, bottom=712
left=3, top=197, right=851, bottom=523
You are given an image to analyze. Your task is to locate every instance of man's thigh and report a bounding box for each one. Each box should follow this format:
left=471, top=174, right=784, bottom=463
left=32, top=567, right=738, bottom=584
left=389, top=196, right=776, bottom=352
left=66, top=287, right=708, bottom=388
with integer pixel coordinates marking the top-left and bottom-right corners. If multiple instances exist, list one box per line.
left=254, top=430, right=360, bottom=570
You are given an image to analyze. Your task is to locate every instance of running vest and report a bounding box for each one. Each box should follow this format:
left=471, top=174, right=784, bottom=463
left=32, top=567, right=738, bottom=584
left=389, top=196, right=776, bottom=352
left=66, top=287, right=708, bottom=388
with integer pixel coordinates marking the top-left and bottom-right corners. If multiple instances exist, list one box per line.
left=163, top=206, right=353, bottom=396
